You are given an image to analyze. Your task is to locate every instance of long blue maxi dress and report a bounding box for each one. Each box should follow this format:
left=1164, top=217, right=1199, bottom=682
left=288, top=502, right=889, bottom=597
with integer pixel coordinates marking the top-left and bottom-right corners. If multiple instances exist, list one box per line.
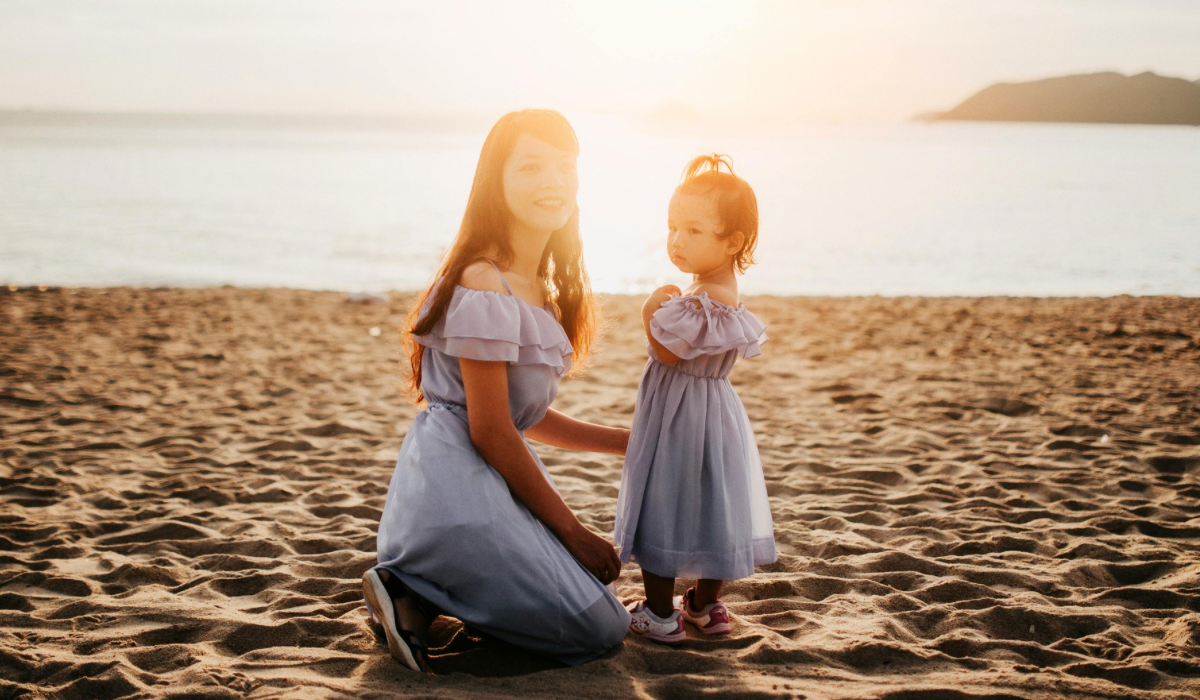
left=614, top=292, right=776, bottom=581
left=376, top=277, right=630, bottom=665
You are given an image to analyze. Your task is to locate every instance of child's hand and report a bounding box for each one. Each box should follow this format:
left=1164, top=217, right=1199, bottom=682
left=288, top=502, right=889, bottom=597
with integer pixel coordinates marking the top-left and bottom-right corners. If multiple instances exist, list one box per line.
left=642, top=284, right=684, bottom=364
left=645, top=284, right=681, bottom=310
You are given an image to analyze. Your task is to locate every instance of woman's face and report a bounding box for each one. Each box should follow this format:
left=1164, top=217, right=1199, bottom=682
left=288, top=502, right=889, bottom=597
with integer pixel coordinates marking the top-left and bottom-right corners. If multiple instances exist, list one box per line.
left=501, top=133, right=578, bottom=236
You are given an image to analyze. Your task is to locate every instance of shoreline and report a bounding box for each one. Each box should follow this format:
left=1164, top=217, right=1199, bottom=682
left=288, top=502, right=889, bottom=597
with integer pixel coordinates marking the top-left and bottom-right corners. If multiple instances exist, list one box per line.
left=3, top=287, right=1198, bottom=699
left=5, top=284, right=1199, bottom=300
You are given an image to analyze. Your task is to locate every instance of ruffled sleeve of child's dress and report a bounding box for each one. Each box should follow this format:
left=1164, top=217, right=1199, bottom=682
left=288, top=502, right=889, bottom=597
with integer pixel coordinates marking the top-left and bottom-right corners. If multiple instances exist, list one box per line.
left=649, top=292, right=768, bottom=360
left=416, top=285, right=574, bottom=375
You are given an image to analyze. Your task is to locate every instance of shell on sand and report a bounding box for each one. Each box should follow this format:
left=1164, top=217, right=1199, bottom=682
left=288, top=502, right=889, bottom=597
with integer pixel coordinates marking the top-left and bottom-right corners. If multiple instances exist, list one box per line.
left=1, top=288, right=1198, bottom=699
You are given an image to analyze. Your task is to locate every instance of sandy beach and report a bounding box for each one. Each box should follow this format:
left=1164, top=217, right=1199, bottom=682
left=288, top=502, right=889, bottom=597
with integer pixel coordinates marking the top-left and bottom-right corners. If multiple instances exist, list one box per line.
left=2, top=287, right=1198, bottom=699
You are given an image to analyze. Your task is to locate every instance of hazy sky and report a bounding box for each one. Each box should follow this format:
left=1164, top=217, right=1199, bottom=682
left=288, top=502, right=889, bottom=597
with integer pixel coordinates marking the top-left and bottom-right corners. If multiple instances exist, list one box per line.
left=2, top=0, right=1199, bottom=123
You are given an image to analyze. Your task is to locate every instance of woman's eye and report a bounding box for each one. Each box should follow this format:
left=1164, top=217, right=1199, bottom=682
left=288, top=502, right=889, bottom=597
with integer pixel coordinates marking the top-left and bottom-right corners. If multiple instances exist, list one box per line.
left=520, top=164, right=539, bottom=173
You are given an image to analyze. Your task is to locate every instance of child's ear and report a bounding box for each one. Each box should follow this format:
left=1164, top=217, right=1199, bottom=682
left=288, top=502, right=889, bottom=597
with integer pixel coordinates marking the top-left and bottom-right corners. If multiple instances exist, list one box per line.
left=725, top=231, right=745, bottom=256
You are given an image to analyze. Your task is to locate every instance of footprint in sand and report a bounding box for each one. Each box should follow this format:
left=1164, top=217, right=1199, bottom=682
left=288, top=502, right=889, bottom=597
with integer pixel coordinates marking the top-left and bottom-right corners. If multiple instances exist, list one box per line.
left=1146, top=455, right=1200, bottom=474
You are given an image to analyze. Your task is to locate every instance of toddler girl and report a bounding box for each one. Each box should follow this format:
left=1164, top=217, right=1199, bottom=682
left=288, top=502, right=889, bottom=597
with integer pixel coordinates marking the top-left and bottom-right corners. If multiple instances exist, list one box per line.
left=615, top=154, right=775, bottom=643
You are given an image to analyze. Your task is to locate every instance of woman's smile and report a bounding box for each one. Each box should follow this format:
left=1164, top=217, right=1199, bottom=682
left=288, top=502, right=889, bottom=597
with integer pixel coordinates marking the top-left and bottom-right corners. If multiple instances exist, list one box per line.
left=534, top=196, right=566, bottom=209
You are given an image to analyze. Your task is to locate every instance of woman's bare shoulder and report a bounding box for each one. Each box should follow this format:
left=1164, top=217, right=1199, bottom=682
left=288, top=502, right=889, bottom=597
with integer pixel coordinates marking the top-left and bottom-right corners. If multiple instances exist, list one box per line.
left=459, top=260, right=508, bottom=294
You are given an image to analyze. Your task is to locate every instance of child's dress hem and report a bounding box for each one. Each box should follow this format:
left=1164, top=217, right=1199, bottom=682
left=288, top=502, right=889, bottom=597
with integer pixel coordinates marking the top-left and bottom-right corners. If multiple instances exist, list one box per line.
left=620, top=535, right=778, bottom=581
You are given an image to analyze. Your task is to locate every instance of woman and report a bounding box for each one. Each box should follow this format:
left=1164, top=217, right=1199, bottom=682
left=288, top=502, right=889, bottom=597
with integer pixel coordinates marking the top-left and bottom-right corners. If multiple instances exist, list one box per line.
left=362, top=109, right=631, bottom=672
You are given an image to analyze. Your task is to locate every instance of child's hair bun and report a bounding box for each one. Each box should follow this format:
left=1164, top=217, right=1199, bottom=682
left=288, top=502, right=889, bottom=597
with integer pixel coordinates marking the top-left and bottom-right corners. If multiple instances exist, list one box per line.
left=677, top=154, right=759, bottom=274
left=683, top=153, right=735, bottom=179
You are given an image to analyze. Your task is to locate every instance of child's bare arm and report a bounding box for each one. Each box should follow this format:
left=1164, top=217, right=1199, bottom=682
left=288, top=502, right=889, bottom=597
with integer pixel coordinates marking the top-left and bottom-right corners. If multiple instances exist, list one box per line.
left=643, top=284, right=682, bottom=364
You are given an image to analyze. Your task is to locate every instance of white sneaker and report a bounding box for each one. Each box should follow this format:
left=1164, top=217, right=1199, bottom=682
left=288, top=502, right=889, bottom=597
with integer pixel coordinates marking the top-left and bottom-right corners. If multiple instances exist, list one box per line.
left=626, top=600, right=686, bottom=644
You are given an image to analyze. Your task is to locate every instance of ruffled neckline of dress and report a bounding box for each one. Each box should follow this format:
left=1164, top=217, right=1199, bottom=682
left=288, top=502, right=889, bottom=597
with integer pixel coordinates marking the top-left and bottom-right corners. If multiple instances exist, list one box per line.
left=669, top=291, right=743, bottom=311
left=475, top=285, right=558, bottom=317
left=418, top=284, right=574, bottom=375
left=652, top=292, right=768, bottom=360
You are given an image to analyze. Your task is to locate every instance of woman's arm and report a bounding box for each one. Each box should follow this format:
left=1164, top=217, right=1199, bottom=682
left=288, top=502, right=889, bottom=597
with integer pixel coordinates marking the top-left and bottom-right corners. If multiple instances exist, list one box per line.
left=643, top=284, right=682, bottom=364
left=525, top=408, right=629, bottom=454
left=460, top=357, right=622, bottom=584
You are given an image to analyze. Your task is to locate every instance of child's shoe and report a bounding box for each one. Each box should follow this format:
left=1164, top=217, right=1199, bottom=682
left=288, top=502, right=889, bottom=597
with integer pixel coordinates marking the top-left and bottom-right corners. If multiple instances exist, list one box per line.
left=673, top=588, right=731, bottom=635
left=626, top=600, right=686, bottom=644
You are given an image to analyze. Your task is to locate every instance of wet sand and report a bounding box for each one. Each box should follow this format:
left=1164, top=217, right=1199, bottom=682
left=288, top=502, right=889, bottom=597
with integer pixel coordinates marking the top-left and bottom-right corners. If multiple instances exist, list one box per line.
left=2, top=287, right=1198, bottom=699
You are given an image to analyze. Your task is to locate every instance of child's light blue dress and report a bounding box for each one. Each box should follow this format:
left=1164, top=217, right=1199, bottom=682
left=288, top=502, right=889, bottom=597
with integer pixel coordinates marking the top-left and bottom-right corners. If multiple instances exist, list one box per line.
left=376, top=275, right=630, bottom=665
left=614, top=292, right=776, bottom=581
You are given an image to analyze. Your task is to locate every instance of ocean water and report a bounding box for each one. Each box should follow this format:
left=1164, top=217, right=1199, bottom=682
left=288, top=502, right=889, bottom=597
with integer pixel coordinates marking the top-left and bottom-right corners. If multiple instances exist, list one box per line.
left=1, top=112, right=1197, bottom=296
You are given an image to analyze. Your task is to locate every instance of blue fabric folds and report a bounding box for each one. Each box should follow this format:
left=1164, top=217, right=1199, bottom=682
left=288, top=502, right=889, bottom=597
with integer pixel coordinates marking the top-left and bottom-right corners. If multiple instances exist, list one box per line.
left=649, top=292, right=768, bottom=361
left=418, top=286, right=574, bottom=374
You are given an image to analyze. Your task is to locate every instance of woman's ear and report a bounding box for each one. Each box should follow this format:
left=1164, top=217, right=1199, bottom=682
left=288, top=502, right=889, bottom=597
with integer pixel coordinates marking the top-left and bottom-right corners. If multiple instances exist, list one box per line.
left=724, top=231, right=745, bottom=256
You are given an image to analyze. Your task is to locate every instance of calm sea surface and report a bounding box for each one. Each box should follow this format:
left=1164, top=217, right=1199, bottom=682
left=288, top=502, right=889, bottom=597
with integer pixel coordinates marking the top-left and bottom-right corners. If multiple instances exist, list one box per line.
left=1, top=113, right=1197, bottom=296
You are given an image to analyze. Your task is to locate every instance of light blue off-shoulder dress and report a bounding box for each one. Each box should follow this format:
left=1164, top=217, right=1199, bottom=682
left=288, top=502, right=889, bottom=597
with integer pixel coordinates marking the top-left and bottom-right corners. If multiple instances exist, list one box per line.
left=614, top=292, right=776, bottom=581
left=375, top=277, right=630, bottom=665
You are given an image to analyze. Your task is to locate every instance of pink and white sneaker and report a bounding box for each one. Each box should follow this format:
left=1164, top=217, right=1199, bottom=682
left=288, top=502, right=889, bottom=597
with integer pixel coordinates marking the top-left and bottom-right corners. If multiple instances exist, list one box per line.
left=626, top=600, right=686, bottom=644
left=673, top=588, right=732, bottom=635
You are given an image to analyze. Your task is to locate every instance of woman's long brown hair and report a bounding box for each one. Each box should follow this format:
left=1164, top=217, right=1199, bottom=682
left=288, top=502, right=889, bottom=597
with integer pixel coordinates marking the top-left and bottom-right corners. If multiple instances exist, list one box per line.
left=404, top=109, right=597, bottom=403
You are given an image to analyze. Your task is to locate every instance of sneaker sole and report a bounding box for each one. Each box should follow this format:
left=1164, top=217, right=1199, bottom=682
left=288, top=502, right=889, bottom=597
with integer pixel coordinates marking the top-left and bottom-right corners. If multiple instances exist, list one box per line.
left=640, top=629, right=687, bottom=644
left=362, top=570, right=423, bottom=672
left=695, top=621, right=731, bottom=635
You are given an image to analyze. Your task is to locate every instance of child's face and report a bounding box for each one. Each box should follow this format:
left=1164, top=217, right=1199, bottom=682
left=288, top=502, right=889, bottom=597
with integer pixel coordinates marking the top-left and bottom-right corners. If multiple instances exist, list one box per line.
left=667, top=191, right=737, bottom=276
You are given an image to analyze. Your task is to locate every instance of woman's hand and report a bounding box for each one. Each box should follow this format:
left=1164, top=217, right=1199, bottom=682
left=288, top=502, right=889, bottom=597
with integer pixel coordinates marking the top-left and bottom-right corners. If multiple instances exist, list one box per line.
left=563, top=524, right=623, bottom=585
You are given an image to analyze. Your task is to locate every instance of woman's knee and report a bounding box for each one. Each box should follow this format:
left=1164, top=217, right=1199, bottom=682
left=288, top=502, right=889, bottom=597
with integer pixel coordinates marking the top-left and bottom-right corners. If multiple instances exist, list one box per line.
left=599, top=615, right=630, bottom=650
left=583, top=597, right=631, bottom=651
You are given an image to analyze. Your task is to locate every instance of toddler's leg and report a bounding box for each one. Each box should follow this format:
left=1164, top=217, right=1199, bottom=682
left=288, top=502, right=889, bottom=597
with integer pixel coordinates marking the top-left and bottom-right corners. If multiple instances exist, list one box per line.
left=641, top=568, right=677, bottom=618
left=692, top=579, right=724, bottom=610
left=627, top=567, right=686, bottom=644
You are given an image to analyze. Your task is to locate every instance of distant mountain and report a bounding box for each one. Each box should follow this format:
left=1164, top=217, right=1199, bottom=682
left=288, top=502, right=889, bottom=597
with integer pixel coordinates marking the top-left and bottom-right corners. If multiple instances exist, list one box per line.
left=927, top=71, right=1200, bottom=125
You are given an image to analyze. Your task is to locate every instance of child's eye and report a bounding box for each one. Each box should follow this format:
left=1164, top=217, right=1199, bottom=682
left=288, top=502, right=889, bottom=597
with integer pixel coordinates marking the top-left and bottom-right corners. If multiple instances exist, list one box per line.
left=689, top=228, right=702, bottom=235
